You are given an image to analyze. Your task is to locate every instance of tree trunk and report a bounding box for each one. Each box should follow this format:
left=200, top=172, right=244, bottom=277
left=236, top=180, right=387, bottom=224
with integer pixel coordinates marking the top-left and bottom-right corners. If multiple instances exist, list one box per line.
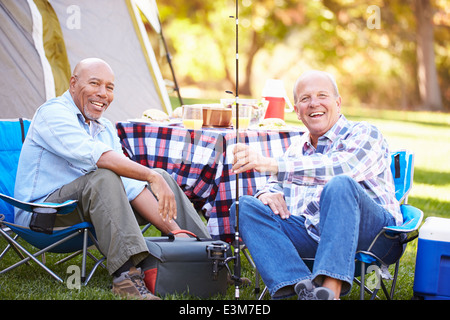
left=415, top=0, right=443, bottom=111
left=240, top=31, right=263, bottom=96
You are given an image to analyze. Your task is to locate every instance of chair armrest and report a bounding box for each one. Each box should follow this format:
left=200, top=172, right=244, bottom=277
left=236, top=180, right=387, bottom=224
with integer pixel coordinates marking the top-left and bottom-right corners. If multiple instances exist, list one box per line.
left=0, top=193, right=77, bottom=215
left=383, top=204, right=423, bottom=235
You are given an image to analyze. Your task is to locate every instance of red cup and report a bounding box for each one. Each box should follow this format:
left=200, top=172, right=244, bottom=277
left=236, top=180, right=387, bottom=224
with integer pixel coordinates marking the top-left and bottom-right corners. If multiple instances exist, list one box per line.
left=264, top=97, right=286, bottom=119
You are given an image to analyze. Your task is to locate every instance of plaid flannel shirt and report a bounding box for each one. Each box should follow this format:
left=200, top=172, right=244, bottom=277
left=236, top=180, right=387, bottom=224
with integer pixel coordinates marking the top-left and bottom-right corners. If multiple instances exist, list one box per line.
left=255, top=115, right=402, bottom=242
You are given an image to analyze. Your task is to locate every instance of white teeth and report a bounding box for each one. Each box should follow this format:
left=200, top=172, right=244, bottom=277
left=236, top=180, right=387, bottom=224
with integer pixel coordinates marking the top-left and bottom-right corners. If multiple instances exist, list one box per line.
left=310, top=112, right=324, bottom=117
left=91, top=101, right=103, bottom=107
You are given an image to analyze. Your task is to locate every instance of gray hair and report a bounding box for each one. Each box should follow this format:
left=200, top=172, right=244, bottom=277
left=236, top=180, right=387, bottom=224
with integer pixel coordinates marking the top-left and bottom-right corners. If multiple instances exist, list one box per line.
left=293, top=70, right=340, bottom=103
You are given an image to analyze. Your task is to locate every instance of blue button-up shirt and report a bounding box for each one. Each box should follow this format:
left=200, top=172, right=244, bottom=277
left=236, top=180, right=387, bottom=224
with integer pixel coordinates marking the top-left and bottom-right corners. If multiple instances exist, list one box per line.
left=14, top=90, right=146, bottom=226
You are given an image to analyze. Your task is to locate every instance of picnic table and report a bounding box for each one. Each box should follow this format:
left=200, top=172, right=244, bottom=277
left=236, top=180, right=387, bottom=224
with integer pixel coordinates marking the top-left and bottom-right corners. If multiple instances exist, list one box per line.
left=116, top=120, right=303, bottom=242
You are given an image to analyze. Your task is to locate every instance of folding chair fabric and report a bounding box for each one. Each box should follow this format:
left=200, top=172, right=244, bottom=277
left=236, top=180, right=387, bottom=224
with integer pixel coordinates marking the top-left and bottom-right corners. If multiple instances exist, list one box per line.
left=355, top=150, right=423, bottom=299
left=390, top=150, right=414, bottom=203
left=0, top=119, right=30, bottom=223
left=0, top=118, right=105, bottom=284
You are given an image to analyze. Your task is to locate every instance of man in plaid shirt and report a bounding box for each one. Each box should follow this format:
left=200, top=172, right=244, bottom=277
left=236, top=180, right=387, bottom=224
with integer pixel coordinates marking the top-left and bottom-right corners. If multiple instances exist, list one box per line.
left=232, top=70, right=403, bottom=300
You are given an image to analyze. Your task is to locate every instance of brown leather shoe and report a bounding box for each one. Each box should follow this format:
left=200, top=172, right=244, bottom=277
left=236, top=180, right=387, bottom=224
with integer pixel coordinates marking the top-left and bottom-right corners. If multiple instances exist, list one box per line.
left=112, top=267, right=161, bottom=300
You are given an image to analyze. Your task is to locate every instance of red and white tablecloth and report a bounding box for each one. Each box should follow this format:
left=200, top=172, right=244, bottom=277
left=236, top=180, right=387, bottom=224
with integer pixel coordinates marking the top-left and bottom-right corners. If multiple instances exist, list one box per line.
left=116, top=121, right=303, bottom=242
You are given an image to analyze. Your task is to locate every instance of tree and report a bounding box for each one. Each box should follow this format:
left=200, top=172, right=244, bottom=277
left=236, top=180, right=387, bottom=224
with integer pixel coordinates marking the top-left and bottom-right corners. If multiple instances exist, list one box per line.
left=415, top=0, right=443, bottom=110
left=156, top=0, right=449, bottom=110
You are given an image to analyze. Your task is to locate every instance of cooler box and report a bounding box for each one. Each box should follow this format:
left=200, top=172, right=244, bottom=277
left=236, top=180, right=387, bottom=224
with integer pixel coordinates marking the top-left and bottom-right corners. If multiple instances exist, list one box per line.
left=413, top=217, right=450, bottom=300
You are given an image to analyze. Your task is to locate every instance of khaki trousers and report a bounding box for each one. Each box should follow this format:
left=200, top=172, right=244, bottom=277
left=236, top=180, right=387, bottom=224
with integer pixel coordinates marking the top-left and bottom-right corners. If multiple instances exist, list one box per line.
left=46, top=168, right=209, bottom=274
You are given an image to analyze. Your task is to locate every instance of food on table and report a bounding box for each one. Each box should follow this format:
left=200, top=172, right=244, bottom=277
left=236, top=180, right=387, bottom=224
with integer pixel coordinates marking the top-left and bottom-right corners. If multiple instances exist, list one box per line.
left=258, top=117, right=287, bottom=130
left=142, top=109, right=169, bottom=122
left=171, top=106, right=183, bottom=118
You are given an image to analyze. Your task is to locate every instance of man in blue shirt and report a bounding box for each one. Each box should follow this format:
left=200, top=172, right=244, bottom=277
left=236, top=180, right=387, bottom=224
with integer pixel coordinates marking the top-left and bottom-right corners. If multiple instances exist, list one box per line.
left=15, top=58, right=209, bottom=300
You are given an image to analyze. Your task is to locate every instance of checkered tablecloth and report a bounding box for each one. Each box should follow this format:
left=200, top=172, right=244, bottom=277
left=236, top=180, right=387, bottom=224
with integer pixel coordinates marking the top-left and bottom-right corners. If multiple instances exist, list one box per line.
left=116, top=121, right=303, bottom=242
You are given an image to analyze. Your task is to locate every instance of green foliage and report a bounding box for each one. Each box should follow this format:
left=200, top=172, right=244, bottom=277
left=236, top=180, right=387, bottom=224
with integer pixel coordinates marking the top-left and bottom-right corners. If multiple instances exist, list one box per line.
left=157, top=0, right=449, bottom=110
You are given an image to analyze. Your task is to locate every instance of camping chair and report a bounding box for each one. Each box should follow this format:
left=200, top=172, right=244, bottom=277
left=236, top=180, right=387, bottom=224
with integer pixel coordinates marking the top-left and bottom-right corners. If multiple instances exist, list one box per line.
left=257, top=150, right=423, bottom=300
left=0, top=119, right=106, bottom=285
left=354, top=150, right=423, bottom=300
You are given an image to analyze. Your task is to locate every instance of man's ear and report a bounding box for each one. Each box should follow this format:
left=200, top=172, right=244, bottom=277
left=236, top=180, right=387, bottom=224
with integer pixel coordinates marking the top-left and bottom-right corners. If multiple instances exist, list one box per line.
left=336, top=96, right=342, bottom=114
left=69, top=76, right=77, bottom=93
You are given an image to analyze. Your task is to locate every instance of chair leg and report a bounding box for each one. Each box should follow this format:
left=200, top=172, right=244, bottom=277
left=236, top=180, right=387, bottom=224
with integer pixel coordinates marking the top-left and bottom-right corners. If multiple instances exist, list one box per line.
left=0, top=233, right=30, bottom=265
left=83, top=256, right=106, bottom=286
left=0, top=227, right=64, bottom=282
left=1, top=225, right=107, bottom=286
left=389, top=261, right=400, bottom=299
left=241, top=246, right=260, bottom=294
left=52, top=232, right=106, bottom=286
left=255, top=268, right=261, bottom=295
left=81, top=229, right=88, bottom=283
left=360, top=261, right=365, bottom=300
left=258, top=286, right=268, bottom=300
left=380, top=279, right=390, bottom=300
left=54, top=250, right=82, bottom=265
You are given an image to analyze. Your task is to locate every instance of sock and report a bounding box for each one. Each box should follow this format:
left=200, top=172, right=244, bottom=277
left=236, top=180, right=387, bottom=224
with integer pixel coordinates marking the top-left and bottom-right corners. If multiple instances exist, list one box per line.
left=113, top=259, right=135, bottom=278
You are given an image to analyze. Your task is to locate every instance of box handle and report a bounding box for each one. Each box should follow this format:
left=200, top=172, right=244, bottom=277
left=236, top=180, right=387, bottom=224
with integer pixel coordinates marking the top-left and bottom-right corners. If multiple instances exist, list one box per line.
left=167, top=229, right=201, bottom=241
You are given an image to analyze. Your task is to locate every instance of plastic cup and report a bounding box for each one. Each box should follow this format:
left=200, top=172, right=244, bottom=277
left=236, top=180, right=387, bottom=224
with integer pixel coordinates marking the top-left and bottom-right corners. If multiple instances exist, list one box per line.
left=232, top=105, right=251, bottom=130
left=182, top=105, right=203, bottom=130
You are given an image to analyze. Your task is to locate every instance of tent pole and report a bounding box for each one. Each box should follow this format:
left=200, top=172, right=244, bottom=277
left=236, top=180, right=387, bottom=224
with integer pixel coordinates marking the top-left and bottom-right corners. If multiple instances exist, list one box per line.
left=158, top=16, right=183, bottom=106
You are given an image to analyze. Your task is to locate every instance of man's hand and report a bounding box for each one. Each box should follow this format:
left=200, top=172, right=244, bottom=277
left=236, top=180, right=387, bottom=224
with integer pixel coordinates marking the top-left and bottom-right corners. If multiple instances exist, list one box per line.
left=148, top=172, right=177, bottom=222
left=232, top=143, right=278, bottom=174
left=258, top=192, right=291, bottom=219
left=97, top=151, right=178, bottom=222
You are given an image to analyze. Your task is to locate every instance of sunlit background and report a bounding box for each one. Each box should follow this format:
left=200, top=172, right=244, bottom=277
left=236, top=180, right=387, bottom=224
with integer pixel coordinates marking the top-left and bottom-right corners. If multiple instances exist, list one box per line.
left=148, top=0, right=449, bottom=112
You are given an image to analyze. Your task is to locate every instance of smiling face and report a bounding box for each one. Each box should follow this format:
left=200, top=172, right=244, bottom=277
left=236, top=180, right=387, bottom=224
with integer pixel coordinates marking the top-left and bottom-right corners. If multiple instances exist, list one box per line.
left=69, top=58, right=115, bottom=123
left=293, top=71, right=342, bottom=147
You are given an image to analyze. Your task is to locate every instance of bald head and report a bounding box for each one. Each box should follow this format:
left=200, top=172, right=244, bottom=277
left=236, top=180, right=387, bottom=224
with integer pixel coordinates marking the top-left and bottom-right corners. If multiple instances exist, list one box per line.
left=69, top=58, right=115, bottom=123
left=293, top=70, right=339, bottom=104
left=72, top=58, right=114, bottom=79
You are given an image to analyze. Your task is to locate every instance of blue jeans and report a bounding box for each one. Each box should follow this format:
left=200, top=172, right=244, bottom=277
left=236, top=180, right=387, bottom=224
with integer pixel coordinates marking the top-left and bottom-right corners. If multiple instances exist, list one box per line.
left=232, top=175, right=403, bottom=298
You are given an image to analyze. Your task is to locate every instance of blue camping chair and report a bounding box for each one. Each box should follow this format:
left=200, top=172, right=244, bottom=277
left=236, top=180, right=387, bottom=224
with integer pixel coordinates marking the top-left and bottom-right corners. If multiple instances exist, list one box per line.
left=0, top=119, right=106, bottom=285
left=257, top=150, right=423, bottom=300
left=354, top=150, right=423, bottom=300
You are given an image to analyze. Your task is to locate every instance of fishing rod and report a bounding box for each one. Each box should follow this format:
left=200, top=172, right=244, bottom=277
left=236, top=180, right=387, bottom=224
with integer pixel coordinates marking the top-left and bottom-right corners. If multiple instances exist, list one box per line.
left=222, top=0, right=246, bottom=301
left=210, top=1, right=244, bottom=300
left=232, top=0, right=242, bottom=301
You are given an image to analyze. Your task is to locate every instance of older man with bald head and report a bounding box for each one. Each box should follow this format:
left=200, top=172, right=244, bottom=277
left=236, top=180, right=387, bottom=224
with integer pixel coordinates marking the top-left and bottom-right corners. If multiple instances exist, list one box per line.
left=14, top=58, right=209, bottom=300
left=231, top=70, right=403, bottom=300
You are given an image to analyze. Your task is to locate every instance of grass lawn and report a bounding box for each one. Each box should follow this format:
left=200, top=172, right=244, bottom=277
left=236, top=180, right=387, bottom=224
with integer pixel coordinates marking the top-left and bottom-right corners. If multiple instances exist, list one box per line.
left=1, top=102, right=449, bottom=302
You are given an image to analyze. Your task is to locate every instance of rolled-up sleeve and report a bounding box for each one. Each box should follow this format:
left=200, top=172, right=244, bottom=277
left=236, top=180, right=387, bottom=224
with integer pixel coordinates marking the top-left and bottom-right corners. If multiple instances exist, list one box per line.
left=108, top=121, right=147, bottom=201
left=121, top=177, right=147, bottom=202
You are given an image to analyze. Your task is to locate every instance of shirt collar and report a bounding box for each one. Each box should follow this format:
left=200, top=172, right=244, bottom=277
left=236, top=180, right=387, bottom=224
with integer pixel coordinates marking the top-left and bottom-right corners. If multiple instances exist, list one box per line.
left=322, top=114, right=348, bottom=142
left=300, top=114, right=349, bottom=150
left=62, top=90, right=107, bottom=132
